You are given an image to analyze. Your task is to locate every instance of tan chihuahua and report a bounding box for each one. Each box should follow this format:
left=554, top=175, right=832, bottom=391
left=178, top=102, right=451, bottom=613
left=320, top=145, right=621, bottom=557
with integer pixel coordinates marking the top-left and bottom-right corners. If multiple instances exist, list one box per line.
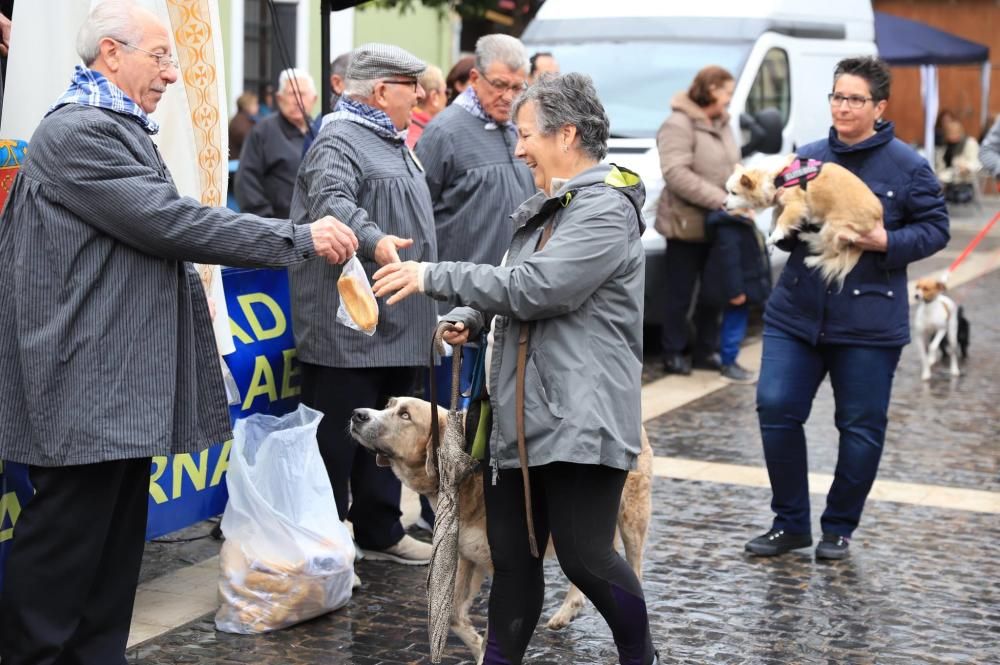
left=724, top=154, right=883, bottom=289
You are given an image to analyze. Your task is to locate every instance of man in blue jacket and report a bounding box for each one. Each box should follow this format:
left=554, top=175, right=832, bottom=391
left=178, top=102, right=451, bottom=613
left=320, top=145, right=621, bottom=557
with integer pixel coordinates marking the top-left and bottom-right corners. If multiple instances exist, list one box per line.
left=746, top=57, right=949, bottom=560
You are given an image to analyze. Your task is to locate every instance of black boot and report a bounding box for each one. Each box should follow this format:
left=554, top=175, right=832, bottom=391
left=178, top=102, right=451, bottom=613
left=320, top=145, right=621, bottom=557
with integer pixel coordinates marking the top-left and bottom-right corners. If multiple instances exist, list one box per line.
left=663, top=353, right=692, bottom=375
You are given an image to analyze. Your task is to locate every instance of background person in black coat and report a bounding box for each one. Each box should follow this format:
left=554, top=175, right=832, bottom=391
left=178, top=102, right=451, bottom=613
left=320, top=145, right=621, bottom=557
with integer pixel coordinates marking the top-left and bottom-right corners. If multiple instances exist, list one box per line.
left=702, top=210, right=771, bottom=383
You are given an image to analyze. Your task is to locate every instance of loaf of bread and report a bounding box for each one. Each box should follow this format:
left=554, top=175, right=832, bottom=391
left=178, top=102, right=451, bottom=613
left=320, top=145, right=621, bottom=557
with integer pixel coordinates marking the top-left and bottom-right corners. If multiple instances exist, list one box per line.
left=337, top=274, right=378, bottom=332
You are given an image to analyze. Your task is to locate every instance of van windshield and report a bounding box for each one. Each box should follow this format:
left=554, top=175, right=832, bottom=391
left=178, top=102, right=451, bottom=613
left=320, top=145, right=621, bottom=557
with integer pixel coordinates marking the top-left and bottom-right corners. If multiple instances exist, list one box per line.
left=525, top=41, right=751, bottom=139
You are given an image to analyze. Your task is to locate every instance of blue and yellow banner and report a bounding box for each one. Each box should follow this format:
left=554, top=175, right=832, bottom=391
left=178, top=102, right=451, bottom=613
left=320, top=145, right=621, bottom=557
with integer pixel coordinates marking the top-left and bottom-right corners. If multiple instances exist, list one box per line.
left=0, top=266, right=302, bottom=587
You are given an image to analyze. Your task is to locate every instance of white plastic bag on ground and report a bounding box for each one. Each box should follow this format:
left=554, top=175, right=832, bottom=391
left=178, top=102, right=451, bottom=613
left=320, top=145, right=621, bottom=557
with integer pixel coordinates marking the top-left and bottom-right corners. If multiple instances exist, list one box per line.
left=215, top=405, right=354, bottom=634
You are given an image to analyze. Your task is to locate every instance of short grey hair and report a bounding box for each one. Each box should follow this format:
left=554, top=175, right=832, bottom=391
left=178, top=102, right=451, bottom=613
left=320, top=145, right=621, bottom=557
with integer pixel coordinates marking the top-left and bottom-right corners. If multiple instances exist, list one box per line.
left=418, top=65, right=445, bottom=93
left=76, top=0, right=143, bottom=66
left=277, top=68, right=315, bottom=95
left=344, top=78, right=378, bottom=99
left=475, top=34, right=528, bottom=75
left=331, top=52, right=352, bottom=77
left=512, top=73, right=609, bottom=162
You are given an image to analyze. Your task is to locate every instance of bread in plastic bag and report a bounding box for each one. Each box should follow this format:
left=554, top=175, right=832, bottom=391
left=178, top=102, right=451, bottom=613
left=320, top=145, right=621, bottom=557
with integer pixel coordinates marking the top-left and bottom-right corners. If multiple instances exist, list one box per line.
left=215, top=405, right=355, bottom=634
left=337, top=255, right=378, bottom=335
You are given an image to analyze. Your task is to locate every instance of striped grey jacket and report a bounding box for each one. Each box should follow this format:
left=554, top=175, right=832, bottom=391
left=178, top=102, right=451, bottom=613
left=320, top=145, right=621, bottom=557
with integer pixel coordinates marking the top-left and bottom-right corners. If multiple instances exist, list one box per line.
left=288, top=118, right=437, bottom=367
left=0, top=105, right=318, bottom=466
left=415, top=103, right=536, bottom=267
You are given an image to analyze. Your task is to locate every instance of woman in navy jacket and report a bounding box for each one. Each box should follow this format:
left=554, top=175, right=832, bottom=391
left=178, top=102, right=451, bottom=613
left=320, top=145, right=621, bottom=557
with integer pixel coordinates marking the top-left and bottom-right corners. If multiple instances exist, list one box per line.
left=745, top=57, right=949, bottom=560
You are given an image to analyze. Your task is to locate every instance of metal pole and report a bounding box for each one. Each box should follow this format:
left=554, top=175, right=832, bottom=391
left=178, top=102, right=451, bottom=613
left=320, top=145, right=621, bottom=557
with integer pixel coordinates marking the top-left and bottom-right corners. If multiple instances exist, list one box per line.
left=321, top=0, right=331, bottom=114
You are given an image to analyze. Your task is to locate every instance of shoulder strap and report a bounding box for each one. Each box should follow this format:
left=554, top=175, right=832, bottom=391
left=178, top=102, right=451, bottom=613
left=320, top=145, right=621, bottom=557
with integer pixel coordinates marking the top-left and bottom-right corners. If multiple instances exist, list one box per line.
left=514, top=219, right=555, bottom=559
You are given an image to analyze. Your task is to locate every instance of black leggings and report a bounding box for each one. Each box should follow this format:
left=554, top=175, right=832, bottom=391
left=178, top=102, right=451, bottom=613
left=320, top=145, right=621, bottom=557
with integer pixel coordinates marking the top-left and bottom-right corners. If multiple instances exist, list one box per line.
left=482, top=460, right=655, bottom=665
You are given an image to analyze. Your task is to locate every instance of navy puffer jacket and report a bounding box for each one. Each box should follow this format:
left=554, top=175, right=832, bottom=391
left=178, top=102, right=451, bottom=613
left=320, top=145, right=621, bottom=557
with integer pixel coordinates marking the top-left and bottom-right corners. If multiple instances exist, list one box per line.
left=765, top=122, right=949, bottom=347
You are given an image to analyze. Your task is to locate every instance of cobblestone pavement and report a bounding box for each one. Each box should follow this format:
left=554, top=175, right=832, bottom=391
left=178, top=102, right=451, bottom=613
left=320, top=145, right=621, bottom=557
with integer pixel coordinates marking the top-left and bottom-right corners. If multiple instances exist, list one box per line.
left=130, top=201, right=1000, bottom=664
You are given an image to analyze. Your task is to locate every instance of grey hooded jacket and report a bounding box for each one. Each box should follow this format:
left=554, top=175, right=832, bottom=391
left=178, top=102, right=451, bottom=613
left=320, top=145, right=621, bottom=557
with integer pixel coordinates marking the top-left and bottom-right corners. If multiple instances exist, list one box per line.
left=423, top=164, right=646, bottom=472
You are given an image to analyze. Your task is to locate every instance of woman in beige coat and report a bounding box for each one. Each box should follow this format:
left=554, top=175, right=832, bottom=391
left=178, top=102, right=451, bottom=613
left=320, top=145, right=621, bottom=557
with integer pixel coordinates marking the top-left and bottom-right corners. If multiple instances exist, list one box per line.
left=655, top=66, right=740, bottom=375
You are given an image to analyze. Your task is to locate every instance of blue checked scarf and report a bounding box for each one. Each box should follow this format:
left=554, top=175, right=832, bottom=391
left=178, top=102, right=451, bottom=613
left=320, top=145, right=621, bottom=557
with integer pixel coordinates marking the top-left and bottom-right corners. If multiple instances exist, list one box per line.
left=47, top=65, right=159, bottom=134
left=323, top=95, right=403, bottom=142
left=454, top=86, right=517, bottom=138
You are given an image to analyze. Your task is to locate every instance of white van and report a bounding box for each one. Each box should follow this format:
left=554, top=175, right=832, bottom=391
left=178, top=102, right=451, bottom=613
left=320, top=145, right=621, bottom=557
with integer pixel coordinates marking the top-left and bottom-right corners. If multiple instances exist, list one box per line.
left=521, top=0, right=877, bottom=326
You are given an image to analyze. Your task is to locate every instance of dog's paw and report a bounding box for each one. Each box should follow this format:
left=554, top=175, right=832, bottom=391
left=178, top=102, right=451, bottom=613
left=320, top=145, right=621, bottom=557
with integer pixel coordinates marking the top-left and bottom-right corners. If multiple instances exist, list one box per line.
left=950, top=366, right=961, bottom=377
left=546, top=600, right=585, bottom=630
left=768, top=228, right=786, bottom=245
left=921, top=370, right=931, bottom=381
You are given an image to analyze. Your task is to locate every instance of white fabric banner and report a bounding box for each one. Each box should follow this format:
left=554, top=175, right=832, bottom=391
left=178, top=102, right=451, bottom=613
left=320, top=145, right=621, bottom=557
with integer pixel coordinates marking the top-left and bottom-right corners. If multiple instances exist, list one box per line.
left=1, top=0, right=235, bottom=355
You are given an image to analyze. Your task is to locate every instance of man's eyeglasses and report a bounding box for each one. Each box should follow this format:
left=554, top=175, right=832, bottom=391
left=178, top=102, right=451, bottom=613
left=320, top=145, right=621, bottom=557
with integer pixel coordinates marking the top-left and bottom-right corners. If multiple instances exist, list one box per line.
left=482, top=75, right=527, bottom=95
left=115, top=39, right=179, bottom=71
left=383, top=79, right=419, bottom=92
left=828, top=93, right=874, bottom=109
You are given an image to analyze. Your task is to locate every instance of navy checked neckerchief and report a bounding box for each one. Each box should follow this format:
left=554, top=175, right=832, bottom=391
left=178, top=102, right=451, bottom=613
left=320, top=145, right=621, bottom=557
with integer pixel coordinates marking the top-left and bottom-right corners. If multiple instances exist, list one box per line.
left=47, top=65, right=159, bottom=134
left=324, top=95, right=404, bottom=142
left=454, top=86, right=517, bottom=139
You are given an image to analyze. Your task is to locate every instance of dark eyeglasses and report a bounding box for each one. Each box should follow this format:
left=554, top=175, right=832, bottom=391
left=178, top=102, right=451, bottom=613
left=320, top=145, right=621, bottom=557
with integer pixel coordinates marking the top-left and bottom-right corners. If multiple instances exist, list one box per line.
left=114, top=39, right=179, bottom=71
left=828, top=93, right=874, bottom=109
left=383, top=79, right=419, bottom=92
left=482, top=75, right=527, bottom=95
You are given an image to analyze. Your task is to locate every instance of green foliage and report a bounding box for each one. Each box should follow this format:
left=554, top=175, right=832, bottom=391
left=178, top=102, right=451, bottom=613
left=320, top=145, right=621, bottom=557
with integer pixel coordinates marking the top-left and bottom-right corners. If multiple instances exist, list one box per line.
left=362, top=0, right=497, bottom=19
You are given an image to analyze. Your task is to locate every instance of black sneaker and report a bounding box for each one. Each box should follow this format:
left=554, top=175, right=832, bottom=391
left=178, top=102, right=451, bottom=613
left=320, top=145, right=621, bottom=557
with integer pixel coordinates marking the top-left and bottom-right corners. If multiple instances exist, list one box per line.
left=720, top=362, right=757, bottom=384
left=692, top=352, right=722, bottom=371
left=744, top=528, right=813, bottom=556
left=663, top=353, right=692, bottom=376
left=815, top=533, right=850, bottom=560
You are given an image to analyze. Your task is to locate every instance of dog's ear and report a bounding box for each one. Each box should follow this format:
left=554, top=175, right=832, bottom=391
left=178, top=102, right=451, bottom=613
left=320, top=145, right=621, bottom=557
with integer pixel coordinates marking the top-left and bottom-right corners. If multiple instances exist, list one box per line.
left=424, top=442, right=438, bottom=480
left=936, top=280, right=947, bottom=292
left=740, top=173, right=754, bottom=190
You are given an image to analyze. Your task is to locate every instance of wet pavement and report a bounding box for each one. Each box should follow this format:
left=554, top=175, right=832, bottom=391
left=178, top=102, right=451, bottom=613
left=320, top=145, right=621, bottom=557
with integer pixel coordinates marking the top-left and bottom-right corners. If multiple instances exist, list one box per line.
left=129, top=201, right=1000, bottom=664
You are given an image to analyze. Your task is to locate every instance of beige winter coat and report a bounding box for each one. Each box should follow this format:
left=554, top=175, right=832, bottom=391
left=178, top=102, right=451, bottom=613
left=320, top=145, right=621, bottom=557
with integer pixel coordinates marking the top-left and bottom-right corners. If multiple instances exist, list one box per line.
left=655, top=92, right=740, bottom=242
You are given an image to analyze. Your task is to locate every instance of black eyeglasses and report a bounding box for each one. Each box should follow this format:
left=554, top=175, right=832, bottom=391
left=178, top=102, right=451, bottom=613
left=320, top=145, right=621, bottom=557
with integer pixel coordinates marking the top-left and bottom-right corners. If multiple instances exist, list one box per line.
left=828, top=93, right=874, bottom=109
left=383, top=79, right=419, bottom=92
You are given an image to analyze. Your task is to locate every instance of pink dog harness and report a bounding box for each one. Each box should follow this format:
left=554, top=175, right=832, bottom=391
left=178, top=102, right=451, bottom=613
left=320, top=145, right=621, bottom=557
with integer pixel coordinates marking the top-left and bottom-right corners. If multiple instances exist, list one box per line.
left=774, top=157, right=823, bottom=190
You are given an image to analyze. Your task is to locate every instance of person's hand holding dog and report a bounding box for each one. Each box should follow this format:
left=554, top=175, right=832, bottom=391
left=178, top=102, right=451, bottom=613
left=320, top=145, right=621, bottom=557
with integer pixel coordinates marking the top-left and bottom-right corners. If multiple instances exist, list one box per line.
left=372, top=261, right=422, bottom=305
left=839, top=222, right=887, bottom=252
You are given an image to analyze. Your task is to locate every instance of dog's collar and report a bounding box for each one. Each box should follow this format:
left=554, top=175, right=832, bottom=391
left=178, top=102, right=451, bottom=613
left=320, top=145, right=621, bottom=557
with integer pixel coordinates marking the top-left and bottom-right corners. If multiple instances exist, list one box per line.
left=775, top=157, right=823, bottom=190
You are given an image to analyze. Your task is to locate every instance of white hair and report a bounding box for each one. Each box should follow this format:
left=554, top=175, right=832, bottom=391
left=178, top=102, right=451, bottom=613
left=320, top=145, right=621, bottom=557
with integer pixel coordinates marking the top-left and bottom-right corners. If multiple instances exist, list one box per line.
left=344, top=78, right=378, bottom=99
left=475, top=34, right=528, bottom=74
left=277, top=68, right=316, bottom=95
left=76, top=0, right=143, bottom=66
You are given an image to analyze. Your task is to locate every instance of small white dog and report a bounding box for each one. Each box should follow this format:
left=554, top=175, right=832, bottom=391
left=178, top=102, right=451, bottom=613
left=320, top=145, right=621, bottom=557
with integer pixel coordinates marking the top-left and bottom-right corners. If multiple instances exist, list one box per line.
left=913, top=277, right=961, bottom=380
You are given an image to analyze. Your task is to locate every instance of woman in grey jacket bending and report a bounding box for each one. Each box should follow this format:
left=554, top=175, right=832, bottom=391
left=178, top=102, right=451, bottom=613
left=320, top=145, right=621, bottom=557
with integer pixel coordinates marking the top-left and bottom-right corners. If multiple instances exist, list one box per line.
left=374, top=73, right=658, bottom=665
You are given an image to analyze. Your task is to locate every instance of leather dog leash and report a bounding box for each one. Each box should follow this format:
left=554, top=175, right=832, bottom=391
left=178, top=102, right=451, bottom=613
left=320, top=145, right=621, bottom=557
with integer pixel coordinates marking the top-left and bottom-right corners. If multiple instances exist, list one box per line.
left=515, top=220, right=555, bottom=559
left=428, top=322, right=462, bottom=478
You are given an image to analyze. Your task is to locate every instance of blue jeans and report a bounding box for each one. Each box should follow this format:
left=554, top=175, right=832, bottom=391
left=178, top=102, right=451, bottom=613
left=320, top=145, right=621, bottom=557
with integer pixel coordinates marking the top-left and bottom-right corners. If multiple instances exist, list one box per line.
left=755, top=326, right=902, bottom=537
left=720, top=304, right=749, bottom=366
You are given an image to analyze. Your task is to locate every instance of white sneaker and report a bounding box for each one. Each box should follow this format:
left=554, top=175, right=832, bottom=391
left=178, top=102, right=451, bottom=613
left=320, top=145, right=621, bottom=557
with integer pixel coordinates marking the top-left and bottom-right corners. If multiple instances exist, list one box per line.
left=360, top=535, right=432, bottom=565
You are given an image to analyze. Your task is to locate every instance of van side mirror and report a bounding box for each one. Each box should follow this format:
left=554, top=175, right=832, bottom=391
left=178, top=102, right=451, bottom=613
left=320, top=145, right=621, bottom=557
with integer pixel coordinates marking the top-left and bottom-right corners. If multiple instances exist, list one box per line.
left=740, top=108, right=784, bottom=157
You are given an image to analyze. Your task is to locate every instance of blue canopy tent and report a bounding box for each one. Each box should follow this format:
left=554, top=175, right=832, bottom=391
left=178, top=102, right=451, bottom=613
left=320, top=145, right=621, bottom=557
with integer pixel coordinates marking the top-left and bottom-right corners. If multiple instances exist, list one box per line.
left=874, top=11, right=991, bottom=166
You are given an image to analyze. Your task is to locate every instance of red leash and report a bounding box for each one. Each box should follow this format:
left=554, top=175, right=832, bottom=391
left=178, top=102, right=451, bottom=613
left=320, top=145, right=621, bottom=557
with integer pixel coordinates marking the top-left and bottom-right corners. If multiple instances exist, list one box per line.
left=942, top=210, right=1000, bottom=283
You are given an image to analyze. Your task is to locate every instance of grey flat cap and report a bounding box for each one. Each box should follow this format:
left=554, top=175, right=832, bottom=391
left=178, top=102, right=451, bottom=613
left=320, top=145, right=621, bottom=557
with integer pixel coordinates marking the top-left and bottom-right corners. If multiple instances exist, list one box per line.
left=347, top=43, right=426, bottom=80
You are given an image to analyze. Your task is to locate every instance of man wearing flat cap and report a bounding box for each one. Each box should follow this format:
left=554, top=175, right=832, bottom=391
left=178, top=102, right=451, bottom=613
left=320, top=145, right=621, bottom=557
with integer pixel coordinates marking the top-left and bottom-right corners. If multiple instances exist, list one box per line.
left=287, top=43, right=437, bottom=565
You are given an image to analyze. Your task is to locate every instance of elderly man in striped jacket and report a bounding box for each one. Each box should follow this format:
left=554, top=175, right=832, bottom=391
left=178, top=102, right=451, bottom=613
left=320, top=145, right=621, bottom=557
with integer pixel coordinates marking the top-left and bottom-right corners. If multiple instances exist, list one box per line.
left=288, top=43, right=438, bottom=568
left=0, top=3, right=356, bottom=664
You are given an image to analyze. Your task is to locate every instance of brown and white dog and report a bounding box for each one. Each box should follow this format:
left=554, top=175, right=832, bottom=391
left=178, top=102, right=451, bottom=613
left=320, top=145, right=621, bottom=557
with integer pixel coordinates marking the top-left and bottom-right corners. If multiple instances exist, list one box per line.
left=724, top=154, right=883, bottom=288
left=349, top=396, right=653, bottom=661
left=913, top=277, right=963, bottom=381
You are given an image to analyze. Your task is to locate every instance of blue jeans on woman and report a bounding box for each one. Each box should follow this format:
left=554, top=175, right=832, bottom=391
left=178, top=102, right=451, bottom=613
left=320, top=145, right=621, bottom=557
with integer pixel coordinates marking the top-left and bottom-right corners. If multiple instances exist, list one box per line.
left=755, top=326, right=902, bottom=537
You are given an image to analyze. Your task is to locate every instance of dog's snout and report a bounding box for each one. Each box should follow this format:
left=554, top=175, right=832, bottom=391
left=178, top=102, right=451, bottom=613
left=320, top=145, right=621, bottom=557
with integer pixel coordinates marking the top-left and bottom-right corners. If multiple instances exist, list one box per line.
left=351, top=409, right=371, bottom=424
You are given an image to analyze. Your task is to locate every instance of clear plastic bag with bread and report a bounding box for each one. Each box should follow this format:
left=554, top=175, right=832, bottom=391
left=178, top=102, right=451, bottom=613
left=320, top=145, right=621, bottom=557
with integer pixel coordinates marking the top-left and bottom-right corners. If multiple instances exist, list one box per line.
left=336, top=255, right=379, bottom=335
left=215, top=405, right=355, bottom=634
